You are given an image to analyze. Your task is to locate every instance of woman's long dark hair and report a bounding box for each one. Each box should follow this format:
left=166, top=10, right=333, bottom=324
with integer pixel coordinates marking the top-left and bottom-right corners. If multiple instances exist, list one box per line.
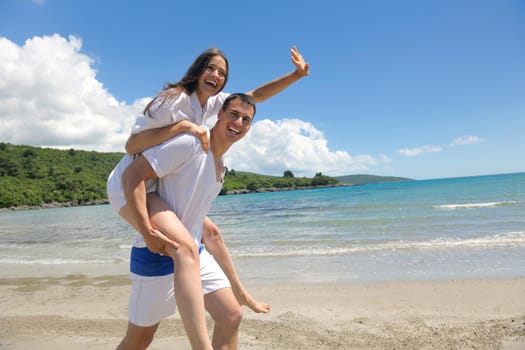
left=143, top=48, right=229, bottom=115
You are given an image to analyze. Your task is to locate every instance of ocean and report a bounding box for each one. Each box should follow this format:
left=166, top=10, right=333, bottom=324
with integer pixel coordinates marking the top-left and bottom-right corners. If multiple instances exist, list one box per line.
left=1, top=172, right=524, bottom=283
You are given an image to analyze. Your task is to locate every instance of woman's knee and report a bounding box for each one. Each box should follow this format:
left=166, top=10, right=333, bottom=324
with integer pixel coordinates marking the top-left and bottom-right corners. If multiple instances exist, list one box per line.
left=168, top=239, right=199, bottom=261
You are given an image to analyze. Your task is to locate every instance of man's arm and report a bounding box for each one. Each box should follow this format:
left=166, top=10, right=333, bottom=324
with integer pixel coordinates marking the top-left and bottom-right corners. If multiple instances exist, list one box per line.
left=121, top=155, right=178, bottom=254
left=202, top=216, right=270, bottom=313
left=246, top=46, right=310, bottom=103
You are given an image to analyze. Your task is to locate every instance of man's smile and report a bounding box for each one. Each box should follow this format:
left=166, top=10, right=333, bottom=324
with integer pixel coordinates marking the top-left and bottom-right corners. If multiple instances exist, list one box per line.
left=228, top=127, right=240, bottom=135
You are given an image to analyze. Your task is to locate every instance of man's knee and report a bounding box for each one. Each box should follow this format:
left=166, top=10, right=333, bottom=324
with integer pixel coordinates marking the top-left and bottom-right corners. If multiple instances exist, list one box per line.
left=220, top=304, right=243, bottom=329
left=117, top=323, right=157, bottom=350
left=118, top=337, right=153, bottom=350
left=118, top=335, right=153, bottom=350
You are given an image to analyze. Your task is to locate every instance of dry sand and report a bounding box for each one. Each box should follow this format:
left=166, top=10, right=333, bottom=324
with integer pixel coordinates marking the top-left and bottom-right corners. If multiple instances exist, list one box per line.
left=0, top=274, right=524, bottom=349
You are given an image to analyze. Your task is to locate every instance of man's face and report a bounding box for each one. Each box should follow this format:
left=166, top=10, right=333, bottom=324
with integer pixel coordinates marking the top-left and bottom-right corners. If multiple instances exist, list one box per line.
left=216, top=98, right=254, bottom=144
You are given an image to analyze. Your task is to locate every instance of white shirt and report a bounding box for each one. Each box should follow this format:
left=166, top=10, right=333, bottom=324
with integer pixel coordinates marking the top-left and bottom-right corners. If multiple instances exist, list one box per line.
left=106, top=91, right=228, bottom=199
left=140, top=132, right=224, bottom=247
left=131, top=91, right=228, bottom=134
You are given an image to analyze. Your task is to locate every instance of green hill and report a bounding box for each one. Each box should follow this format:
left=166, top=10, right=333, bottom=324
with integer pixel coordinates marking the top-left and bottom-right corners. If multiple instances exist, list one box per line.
left=334, top=174, right=413, bottom=185
left=220, top=170, right=339, bottom=195
left=0, top=143, right=413, bottom=209
left=0, top=143, right=123, bottom=208
left=0, top=143, right=340, bottom=209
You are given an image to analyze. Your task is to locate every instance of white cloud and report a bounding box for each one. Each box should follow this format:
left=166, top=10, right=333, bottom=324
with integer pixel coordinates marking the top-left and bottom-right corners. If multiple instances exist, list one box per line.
left=450, top=135, right=486, bottom=146
left=397, top=135, right=484, bottom=157
left=224, top=118, right=390, bottom=177
left=398, top=145, right=442, bottom=156
left=0, top=34, right=142, bottom=152
left=0, top=34, right=388, bottom=176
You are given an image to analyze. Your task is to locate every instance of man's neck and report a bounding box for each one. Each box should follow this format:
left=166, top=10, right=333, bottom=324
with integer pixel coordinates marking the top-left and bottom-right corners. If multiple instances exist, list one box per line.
left=209, top=129, right=229, bottom=158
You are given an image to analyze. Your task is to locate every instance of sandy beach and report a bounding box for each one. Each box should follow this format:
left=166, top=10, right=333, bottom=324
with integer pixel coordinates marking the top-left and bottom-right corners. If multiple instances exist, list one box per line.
left=0, top=275, right=524, bottom=349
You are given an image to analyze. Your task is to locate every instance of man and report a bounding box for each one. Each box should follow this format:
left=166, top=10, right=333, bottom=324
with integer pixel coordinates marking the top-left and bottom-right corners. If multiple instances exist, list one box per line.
left=118, top=93, right=268, bottom=350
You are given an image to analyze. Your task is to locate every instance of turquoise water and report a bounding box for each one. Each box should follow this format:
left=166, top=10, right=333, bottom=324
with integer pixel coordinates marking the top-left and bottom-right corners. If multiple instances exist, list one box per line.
left=1, top=172, right=524, bottom=282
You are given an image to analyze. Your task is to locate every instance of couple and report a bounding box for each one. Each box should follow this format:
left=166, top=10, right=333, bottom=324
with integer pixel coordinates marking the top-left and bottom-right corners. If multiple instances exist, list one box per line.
left=107, top=47, right=309, bottom=349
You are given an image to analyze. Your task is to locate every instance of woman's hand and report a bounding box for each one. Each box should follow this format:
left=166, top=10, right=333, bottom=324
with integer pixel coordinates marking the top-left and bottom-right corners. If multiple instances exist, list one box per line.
left=290, top=46, right=310, bottom=78
left=233, top=286, right=271, bottom=314
left=184, top=121, right=210, bottom=153
left=244, top=297, right=271, bottom=314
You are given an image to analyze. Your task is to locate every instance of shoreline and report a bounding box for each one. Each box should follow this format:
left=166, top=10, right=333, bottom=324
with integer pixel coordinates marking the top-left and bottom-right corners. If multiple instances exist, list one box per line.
left=223, top=182, right=349, bottom=195
left=0, top=184, right=350, bottom=212
left=1, top=275, right=523, bottom=349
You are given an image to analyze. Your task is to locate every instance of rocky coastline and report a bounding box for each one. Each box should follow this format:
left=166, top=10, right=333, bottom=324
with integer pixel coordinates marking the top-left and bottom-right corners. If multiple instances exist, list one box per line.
left=1, top=184, right=350, bottom=211
left=224, top=182, right=349, bottom=195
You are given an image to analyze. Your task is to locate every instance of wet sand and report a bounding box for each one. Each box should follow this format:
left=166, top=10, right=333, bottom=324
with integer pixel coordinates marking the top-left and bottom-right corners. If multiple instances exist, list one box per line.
left=0, top=275, right=524, bottom=349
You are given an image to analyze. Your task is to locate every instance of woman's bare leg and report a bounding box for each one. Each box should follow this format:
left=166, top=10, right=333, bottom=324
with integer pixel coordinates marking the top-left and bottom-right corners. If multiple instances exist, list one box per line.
left=119, top=193, right=212, bottom=350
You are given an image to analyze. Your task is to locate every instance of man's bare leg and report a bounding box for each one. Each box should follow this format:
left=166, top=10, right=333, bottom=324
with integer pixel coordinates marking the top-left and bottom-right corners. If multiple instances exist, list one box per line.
left=119, top=194, right=212, bottom=350
left=204, top=288, right=243, bottom=350
left=116, top=322, right=159, bottom=350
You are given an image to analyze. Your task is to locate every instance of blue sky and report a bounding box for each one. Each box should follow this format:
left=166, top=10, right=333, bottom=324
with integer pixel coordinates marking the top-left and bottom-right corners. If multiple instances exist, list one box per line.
left=0, top=0, right=524, bottom=179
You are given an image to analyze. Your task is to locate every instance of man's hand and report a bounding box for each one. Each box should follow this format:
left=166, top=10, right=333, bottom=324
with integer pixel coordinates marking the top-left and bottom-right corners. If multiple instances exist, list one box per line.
left=143, top=228, right=180, bottom=256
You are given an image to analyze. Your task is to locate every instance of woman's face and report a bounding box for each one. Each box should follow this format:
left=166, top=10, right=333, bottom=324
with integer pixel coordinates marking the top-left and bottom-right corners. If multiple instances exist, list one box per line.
left=198, top=55, right=227, bottom=99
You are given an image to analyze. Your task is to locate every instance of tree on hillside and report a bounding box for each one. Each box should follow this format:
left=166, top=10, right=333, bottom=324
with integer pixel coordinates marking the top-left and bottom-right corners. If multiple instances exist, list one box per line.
left=283, top=170, right=294, bottom=178
left=311, top=172, right=336, bottom=186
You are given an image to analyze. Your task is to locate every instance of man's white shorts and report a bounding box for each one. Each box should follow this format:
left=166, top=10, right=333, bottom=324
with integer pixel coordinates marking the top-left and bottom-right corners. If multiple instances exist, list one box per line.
left=127, top=249, right=231, bottom=327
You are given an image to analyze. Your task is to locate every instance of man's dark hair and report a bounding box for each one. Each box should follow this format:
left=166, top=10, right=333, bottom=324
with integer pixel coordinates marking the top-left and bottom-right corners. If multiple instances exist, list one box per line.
left=222, top=93, right=256, bottom=117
